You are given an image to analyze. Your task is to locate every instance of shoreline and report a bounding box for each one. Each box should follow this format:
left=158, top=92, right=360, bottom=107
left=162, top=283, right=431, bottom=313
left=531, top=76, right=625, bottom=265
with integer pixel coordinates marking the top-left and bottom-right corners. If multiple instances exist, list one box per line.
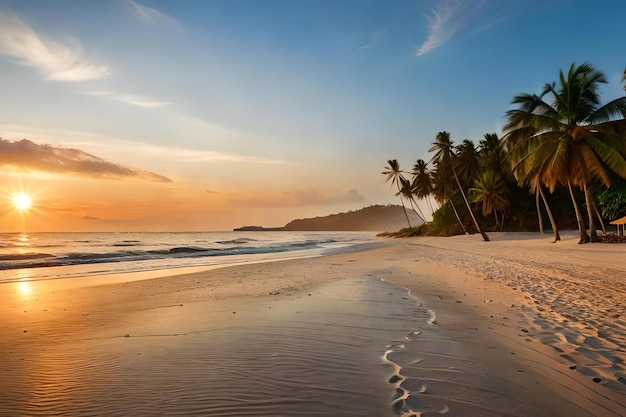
left=1, top=232, right=625, bottom=416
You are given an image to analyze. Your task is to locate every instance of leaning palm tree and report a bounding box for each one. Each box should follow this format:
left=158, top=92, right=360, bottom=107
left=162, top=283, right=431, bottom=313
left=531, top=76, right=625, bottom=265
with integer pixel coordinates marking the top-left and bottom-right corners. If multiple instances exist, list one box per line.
left=429, top=131, right=489, bottom=241
left=397, top=177, right=426, bottom=224
left=530, top=172, right=561, bottom=242
left=382, top=159, right=412, bottom=228
left=504, top=62, right=626, bottom=243
left=431, top=162, right=467, bottom=234
left=411, top=159, right=436, bottom=216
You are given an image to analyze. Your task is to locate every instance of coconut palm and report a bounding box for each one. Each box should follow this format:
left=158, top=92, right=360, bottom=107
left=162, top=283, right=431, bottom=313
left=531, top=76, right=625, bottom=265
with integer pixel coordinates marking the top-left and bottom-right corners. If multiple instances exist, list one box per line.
left=537, top=181, right=561, bottom=241
left=397, top=177, right=426, bottom=224
left=479, top=133, right=508, bottom=180
left=411, top=159, right=435, bottom=216
left=470, top=171, right=509, bottom=230
left=382, top=159, right=412, bottom=228
left=530, top=173, right=561, bottom=242
left=504, top=62, right=626, bottom=243
left=430, top=162, right=467, bottom=234
left=429, top=131, right=489, bottom=241
left=455, top=139, right=480, bottom=190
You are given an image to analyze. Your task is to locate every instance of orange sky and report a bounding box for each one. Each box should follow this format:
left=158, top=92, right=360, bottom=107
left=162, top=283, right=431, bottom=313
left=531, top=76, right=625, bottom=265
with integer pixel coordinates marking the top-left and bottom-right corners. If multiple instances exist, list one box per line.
left=1, top=177, right=374, bottom=233
left=0, top=142, right=374, bottom=232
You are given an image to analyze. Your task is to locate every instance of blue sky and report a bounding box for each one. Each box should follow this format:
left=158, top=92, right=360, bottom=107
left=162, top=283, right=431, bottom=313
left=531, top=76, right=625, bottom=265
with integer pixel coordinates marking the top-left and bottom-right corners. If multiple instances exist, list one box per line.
left=1, top=0, right=625, bottom=231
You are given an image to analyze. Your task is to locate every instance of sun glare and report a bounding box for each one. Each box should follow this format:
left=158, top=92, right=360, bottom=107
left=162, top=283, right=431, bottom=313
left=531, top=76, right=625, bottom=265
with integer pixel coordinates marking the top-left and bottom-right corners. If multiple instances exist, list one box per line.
left=12, top=193, right=32, bottom=211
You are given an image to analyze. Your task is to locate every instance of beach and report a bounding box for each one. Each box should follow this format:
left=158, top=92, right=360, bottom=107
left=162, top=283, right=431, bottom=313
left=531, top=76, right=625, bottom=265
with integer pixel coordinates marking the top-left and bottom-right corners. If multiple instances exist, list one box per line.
left=1, top=231, right=625, bottom=416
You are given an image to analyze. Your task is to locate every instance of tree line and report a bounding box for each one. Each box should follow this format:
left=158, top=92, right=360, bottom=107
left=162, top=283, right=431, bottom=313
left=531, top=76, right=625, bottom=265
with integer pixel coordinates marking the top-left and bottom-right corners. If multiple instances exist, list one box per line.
left=383, top=62, right=626, bottom=244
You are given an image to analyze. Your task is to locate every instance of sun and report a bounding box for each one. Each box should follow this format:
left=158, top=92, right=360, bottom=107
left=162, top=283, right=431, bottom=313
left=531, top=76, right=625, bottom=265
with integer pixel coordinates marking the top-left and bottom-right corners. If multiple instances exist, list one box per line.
left=12, top=193, right=32, bottom=211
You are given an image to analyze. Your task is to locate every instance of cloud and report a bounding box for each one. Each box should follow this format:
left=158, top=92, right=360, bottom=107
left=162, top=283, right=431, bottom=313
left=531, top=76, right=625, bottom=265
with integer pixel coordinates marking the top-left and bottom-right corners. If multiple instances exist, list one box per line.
left=357, top=29, right=386, bottom=50
left=0, top=138, right=171, bottom=182
left=85, top=91, right=175, bottom=108
left=123, top=0, right=182, bottom=30
left=416, top=0, right=486, bottom=56
left=0, top=12, right=109, bottom=81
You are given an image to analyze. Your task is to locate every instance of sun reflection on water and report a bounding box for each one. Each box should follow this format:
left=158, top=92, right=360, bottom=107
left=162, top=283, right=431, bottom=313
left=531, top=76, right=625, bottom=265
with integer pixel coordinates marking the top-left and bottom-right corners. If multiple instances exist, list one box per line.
left=10, top=233, right=31, bottom=254
left=17, top=280, right=32, bottom=296
left=15, top=269, right=34, bottom=298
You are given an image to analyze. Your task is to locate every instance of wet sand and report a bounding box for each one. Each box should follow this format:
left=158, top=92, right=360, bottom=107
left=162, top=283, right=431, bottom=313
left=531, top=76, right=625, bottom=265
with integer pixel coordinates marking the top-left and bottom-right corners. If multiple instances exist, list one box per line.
left=1, top=231, right=625, bottom=416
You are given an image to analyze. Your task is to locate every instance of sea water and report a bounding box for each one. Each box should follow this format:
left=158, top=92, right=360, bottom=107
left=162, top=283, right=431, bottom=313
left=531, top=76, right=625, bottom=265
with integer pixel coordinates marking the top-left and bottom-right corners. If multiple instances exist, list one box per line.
left=0, top=231, right=378, bottom=284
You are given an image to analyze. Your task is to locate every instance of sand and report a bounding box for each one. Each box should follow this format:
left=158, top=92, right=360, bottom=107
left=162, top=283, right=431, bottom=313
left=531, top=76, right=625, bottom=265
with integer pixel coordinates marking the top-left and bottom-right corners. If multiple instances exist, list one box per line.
left=1, top=231, right=625, bottom=416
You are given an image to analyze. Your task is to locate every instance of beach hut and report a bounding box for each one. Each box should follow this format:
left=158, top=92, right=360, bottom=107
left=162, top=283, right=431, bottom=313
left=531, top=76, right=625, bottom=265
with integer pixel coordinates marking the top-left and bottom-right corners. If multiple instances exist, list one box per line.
left=610, top=215, right=626, bottom=236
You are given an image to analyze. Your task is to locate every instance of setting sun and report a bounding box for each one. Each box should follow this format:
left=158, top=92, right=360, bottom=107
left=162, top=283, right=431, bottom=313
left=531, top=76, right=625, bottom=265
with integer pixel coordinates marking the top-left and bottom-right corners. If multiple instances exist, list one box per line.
left=12, top=193, right=32, bottom=211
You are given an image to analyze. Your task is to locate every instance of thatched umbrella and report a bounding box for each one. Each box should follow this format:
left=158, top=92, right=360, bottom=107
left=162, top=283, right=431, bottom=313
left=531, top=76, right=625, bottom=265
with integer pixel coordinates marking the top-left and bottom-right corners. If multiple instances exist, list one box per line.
left=609, top=215, right=626, bottom=236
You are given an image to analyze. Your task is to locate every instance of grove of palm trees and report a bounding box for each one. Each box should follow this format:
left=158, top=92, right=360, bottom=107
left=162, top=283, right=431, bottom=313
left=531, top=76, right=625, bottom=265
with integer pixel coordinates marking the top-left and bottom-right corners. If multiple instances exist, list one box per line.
left=383, top=62, right=626, bottom=244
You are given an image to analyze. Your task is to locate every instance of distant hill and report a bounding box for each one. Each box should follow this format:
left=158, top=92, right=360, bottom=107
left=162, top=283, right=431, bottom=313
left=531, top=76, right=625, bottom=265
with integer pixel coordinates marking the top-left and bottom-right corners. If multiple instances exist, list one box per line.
left=234, top=205, right=422, bottom=232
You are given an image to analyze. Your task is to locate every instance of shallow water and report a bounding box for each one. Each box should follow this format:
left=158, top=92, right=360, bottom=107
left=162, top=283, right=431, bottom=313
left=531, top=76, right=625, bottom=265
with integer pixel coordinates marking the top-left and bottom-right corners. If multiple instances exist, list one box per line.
left=0, top=276, right=426, bottom=416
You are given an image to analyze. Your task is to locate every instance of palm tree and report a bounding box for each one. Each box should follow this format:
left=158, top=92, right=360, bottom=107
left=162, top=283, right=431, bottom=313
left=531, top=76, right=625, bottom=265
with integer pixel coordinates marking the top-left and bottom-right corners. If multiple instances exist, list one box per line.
left=455, top=139, right=480, bottom=190
left=479, top=133, right=508, bottom=180
left=470, top=170, right=509, bottom=230
left=504, top=62, right=626, bottom=243
left=382, top=159, right=412, bottom=228
left=429, top=131, right=489, bottom=241
left=538, top=182, right=561, bottom=241
left=431, top=162, right=467, bottom=234
left=397, top=178, right=426, bottom=224
left=530, top=174, right=561, bottom=242
left=411, top=159, right=436, bottom=216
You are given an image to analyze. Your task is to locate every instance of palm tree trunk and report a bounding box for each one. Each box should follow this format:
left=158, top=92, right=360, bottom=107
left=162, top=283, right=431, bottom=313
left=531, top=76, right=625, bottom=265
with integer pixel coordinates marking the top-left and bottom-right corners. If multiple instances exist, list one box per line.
left=399, top=197, right=412, bottom=228
left=592, top=201, right=606, bottom=233
left=452, top=169, right=489, bottom=242
left=407, top=198, right=426, bottom=224
left=568, top=181, right=589, bottom=244
left=583, top=183, right=600, bottom=242
left=538, top=184, right=560, bottom=242
left=411, top=198, right=428, bottom=224
left=535, top=183, right=544, bottom=234
left=446, top=192, right=467, bottom=234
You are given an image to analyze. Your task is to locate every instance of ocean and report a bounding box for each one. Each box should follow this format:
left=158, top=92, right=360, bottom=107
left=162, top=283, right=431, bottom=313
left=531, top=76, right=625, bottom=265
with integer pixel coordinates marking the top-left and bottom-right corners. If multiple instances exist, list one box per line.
left=0, top=231, right=378, bottom=284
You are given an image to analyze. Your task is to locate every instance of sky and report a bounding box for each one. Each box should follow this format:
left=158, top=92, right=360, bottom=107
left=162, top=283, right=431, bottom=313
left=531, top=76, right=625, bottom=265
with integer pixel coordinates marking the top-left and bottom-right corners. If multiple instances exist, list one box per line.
left=1, top=0, right=626, bottom=232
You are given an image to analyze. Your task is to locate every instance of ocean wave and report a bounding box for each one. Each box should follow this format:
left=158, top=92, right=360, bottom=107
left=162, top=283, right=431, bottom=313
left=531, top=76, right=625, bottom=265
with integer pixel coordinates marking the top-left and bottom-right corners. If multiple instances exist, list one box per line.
left=0, top=253, right=55, bottom=261
left=0, top=239, right=333, bottom=271
left=167, top=246, right=209, bottom=254
left=0, top=232, right=376, bottom=279
left=215, top=238, right=257, bottom=245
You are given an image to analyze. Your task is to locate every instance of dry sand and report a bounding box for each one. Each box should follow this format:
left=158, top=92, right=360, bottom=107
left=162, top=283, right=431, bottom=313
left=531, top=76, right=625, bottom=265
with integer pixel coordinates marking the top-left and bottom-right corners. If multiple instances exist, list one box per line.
left=1, top=231, right=625, bottom=416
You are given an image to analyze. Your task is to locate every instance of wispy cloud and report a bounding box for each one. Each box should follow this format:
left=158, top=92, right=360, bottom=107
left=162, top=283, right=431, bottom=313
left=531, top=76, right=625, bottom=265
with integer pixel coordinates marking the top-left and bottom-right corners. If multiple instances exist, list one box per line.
left=123, top=0, right=182, bottom=30
left=126, top=143, right=285, bottom=165
left=416, top=0, right=486, bottom=56
left=0, top=11, right=109, bottom=81
left=357, top=29, right=386, bottom=50
left=0, top=138, right=171, bottom=182
left=85, top=90, right=175, bottom=108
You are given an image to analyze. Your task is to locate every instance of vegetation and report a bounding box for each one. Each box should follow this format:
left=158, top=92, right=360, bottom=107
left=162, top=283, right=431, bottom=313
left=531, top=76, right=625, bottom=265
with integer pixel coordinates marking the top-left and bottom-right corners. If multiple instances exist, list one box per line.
left=383, top=62, right=626, bottom=243
left=235, top=204, right=421, bottom=232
